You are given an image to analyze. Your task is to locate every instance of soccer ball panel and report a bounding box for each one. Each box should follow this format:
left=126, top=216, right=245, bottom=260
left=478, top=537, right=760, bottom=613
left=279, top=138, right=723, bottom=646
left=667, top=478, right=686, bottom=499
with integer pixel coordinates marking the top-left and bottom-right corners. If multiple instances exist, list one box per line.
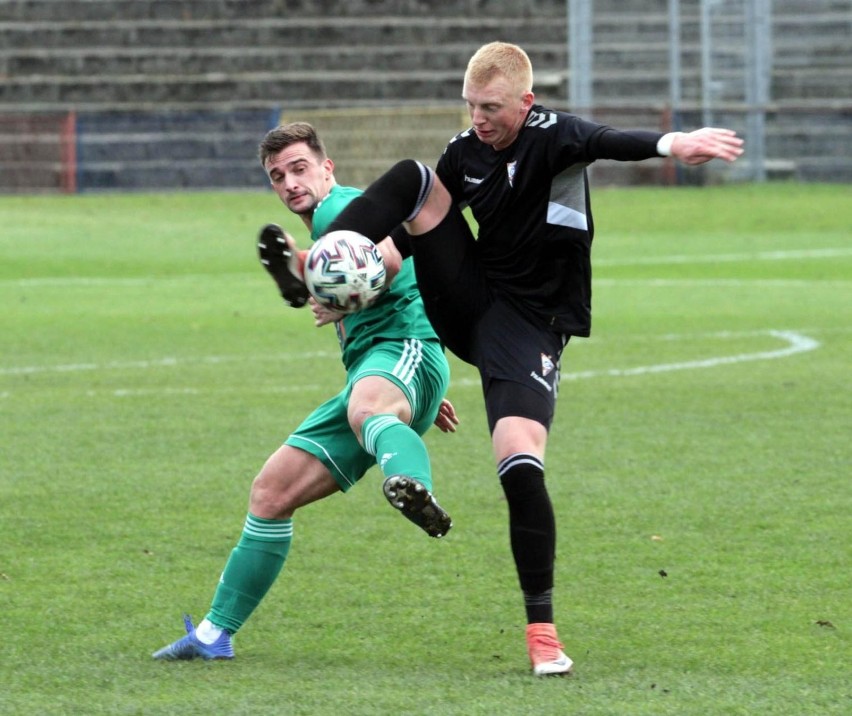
left=304, top=230, right=386, bottom=314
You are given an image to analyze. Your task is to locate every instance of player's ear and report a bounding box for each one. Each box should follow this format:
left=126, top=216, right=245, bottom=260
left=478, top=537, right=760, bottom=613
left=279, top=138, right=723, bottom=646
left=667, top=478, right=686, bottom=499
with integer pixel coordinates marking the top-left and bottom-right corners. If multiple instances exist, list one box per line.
left=521, top=90, right=535, bottom=111
left=323, top=157, right=335, bottom=176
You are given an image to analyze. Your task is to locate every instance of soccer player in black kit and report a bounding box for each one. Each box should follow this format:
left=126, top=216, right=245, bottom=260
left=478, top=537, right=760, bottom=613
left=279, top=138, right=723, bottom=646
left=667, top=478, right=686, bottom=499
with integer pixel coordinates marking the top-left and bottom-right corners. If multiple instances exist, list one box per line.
left=322, top=41, right=744, bottom=675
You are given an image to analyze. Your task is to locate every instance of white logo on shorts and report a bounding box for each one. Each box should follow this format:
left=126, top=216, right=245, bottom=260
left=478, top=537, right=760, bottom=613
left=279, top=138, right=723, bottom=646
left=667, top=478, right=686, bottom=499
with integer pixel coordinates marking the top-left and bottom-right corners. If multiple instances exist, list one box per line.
left=529, top=371, right=552, bottom=392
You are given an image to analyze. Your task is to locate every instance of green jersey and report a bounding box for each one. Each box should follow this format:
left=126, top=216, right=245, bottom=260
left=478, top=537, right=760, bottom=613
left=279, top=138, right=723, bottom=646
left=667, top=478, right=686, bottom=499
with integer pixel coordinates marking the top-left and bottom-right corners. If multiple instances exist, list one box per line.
left=311, top=184, right=439, bottom=368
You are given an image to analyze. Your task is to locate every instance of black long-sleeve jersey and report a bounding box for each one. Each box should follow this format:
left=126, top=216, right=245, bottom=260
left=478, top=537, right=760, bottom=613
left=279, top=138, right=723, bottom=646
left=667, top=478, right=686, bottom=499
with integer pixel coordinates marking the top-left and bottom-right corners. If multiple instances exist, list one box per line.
left=435, top=104, right=663, bottom=336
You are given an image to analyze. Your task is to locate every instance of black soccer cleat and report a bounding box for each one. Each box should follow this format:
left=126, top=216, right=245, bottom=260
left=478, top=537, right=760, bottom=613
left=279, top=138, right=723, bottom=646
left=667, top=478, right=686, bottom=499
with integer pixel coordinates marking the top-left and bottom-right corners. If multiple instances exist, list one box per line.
left=383, top=475, right=452, bottom=538
left=257, top=223, right=310, bottom=308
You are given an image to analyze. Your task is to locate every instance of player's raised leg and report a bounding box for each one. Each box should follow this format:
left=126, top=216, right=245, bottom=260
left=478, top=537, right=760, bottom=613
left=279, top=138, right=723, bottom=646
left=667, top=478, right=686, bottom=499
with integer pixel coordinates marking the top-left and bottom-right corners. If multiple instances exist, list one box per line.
left=325, top=159, right=451, bottom=242
left=350, top=343, right=453, bottom=538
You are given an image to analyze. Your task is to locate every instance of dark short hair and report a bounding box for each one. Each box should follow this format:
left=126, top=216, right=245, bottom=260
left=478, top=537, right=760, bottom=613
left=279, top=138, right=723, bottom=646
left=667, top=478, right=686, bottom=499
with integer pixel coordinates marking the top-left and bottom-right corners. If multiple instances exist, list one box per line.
left=258, top=122, right=327, bottom=167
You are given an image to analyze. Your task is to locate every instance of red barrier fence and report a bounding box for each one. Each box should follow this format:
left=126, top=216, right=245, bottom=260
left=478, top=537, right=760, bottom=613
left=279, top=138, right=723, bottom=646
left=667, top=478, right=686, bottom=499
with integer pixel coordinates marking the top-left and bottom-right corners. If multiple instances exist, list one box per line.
left=0, top=112, right=77, bottom=194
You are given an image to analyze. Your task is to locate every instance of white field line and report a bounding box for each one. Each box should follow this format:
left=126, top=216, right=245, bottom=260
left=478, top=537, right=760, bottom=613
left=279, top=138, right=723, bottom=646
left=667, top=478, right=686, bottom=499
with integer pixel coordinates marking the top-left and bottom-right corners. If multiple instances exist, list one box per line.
left=0, top=350, right=339, bottom=377
left=0, top=330, right=821, bottom=398
left=559, top=329, right=819, bottom=382
left=594, top=278, right=850, bottom=288
left=3, top=273, right=257, bottom=288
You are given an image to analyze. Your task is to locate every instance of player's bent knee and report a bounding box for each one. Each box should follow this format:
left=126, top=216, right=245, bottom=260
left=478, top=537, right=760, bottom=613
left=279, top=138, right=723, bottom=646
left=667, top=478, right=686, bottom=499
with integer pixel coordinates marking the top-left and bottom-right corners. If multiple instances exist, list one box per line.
left=377, top=159, right=435, bottom=223
left=248, top=470, right=292, bottom=518
left=407, top=174, right=453, bottom=235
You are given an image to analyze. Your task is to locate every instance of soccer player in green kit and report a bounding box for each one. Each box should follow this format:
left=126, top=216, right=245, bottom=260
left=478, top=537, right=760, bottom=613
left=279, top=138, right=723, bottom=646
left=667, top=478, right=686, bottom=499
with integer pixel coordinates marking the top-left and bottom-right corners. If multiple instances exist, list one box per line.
left=153, top=122, right=457, bottom=660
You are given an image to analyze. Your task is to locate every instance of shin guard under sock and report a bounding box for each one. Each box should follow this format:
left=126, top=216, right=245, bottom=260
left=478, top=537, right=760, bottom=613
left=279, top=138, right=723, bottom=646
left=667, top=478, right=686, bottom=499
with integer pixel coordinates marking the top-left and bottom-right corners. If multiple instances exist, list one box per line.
left=498, top=454, right=556, bottom=622
left=206, top=513, right=293, bottom=634
left=361, top=413, right=433, bottom=492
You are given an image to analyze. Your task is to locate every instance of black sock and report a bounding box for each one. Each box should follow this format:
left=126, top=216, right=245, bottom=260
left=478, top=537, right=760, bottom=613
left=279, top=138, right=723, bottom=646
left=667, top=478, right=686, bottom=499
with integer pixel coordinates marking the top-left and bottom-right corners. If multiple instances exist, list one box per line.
left=326, top=159, right=433, bottom=243
left=524, top=588, right=554, bottom=624
left=498, top=454, right=556, bottom=623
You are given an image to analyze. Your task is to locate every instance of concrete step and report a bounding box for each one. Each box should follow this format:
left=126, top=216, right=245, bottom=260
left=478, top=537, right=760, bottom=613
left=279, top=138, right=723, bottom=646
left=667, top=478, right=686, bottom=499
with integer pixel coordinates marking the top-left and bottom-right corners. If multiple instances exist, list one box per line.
left=4, top=66, right=849, bottom=113
left=3, top=11, right=845, bottom=51
left=0, top=16, right=568, bottom=50
left=16, top=0, right=835, bottom=24
left=0, top=0, right=568, bottom=22
left=0, top=70, right=469, bottom=110
left=0, top=43, right=539, bottom=77
left=4, top=35, right=847, bottom=88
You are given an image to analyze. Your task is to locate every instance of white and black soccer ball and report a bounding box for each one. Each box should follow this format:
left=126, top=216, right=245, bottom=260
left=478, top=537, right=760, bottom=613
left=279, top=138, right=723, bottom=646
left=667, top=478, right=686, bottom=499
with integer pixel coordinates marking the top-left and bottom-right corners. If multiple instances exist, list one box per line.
left=304, top=230, right=386, bottom=314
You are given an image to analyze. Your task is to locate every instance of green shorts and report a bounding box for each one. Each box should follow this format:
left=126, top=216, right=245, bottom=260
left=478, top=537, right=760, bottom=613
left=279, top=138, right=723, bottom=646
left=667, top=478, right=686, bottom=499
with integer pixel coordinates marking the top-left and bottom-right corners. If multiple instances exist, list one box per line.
left=285, top=338, right=449, bottom=491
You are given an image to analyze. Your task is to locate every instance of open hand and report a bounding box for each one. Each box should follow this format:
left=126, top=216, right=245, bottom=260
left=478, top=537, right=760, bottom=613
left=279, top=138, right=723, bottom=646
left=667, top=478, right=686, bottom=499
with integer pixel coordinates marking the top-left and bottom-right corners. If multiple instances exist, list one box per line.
left=671, top=127, right=744, bottom=164
left=433, top=398, right=459, bottom=433
left=310, top=297, right=345, bottom=327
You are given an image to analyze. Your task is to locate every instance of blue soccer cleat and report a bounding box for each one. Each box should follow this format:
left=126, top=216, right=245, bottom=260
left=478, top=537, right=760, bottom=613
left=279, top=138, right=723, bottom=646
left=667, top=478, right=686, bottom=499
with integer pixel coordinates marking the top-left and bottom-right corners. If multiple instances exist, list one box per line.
left=152, top=614, right=234, bottom=661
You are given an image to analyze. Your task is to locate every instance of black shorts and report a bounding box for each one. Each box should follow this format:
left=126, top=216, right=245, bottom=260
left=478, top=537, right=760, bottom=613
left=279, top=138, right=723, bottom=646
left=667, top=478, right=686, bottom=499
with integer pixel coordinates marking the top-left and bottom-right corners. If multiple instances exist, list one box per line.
left=473, top=298, right=568, bottom=432
left=411, top=208, right=568, bottom=432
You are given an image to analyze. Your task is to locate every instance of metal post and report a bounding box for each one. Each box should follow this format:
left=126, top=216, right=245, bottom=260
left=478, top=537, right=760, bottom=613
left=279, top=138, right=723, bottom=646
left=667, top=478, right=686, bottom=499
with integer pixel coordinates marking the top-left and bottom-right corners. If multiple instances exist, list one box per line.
left=745, top=0, right=772, bottom=181
left=668, top=0, right=682, bottom=130
left=567, top=0, right=593, bottom=117
left=667, top=0, right=683, bottom=185
left=700, top=0, right=715, bottom=127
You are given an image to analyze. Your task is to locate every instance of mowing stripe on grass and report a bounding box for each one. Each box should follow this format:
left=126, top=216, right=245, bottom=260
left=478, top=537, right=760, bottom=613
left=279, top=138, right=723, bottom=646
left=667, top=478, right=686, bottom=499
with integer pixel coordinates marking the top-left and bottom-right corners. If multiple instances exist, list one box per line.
left=3, top=247, right=848, bottom=288
left=595, top=246, right=852, bottom=266
left=0, top=351, right=339, bottom=376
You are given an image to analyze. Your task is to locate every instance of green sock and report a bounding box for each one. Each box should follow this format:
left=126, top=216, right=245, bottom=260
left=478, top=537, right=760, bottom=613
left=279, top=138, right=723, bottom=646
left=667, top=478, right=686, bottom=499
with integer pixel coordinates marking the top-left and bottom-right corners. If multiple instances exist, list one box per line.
left=206, top=513, right=292, bottom=634
left=361, top=413, right=433, bottom=492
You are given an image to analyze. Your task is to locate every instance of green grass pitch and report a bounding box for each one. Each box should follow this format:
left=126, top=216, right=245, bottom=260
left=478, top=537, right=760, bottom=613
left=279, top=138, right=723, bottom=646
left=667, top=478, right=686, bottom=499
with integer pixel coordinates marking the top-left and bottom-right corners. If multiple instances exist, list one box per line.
left=0, top=183, right=849, bottom=715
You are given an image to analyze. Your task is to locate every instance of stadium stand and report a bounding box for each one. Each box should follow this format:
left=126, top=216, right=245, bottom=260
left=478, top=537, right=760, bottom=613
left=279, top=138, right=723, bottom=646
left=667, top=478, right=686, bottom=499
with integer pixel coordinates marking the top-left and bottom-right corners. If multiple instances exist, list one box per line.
left=0, top=0, right=849, bottom=191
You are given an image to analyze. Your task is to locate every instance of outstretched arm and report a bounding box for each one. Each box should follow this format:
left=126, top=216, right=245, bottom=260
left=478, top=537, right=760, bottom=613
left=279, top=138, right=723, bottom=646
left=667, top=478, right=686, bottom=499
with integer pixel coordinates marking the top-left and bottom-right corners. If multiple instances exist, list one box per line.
left=587, top=125, right=743, bottom=165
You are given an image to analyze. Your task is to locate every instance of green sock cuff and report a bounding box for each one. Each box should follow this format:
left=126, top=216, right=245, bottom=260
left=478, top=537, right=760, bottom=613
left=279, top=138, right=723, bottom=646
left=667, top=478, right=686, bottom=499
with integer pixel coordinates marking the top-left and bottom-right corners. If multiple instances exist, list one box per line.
left=241, top=513, right=293, bottom=546
left=361, top=413, right=404, bottom=456
left=360, top=414, right=433, bottom=492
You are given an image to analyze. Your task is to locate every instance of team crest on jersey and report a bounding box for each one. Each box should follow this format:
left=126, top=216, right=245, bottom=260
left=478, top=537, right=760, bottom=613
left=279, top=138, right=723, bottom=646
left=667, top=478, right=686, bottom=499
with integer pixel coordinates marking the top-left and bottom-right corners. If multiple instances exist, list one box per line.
left=541, top=353, right=555, bottom=377
left=507, top=160, right=517, bottom=187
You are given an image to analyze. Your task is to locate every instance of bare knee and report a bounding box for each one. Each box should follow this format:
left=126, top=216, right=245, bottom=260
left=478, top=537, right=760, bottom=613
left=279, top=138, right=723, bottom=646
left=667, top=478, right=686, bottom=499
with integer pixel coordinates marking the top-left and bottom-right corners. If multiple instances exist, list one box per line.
left=347, top=407, right=377, bottom=442
left=347, top=376, right=412, bottom=443
left=249, top=468, right=295, bottom=519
